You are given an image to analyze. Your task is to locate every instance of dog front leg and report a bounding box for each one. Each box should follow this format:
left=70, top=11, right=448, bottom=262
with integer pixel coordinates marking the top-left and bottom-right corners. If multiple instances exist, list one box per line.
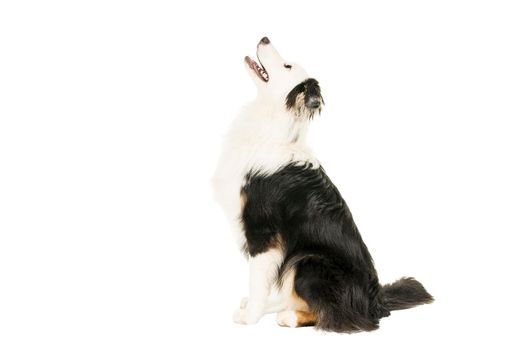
left=233, top=248, right=283, bottom=325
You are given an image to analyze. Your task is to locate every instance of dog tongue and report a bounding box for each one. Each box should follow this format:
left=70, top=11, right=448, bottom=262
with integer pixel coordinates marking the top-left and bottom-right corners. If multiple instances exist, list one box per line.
left=244, top=56, right=268, bottom=82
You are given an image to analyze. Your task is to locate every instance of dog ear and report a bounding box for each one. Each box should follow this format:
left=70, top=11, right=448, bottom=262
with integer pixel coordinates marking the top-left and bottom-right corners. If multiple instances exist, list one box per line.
left=286, top=82, right=306, bottom=110
left=304, top=79, right=324, bottom=110
left=286, top=78, right=324, bottom=110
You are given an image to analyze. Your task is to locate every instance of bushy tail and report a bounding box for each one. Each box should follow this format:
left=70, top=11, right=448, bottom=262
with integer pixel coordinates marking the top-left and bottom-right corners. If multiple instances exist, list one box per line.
left=381, top=277, right=434, bottom=311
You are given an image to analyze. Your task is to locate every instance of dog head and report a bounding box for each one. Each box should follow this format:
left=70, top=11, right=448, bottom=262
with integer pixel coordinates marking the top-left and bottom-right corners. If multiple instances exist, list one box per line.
left=245, top=37, right=324, bottom=119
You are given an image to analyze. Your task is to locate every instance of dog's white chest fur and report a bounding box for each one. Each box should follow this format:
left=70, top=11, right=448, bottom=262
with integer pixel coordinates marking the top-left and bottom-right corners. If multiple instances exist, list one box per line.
left=213, top=102, right=318, bottom=250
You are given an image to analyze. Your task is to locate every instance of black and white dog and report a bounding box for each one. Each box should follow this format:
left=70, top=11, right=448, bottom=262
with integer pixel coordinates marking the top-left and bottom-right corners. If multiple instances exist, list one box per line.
left=213, top=37, right=432, bottom=332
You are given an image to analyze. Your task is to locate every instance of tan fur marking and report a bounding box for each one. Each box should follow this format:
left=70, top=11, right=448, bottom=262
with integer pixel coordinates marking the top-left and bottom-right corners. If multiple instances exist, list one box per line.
left=240, top=191, right=247, bottom=211
left=294, top=310, right=317, bottom=327
left=294, top=93, right=306, bottom=117
left=287, top=283, right=317, bottom=326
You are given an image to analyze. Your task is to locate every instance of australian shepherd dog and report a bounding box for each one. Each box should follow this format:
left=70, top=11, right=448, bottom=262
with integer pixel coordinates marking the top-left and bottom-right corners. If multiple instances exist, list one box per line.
left=213, top=37, right=433, bottom=333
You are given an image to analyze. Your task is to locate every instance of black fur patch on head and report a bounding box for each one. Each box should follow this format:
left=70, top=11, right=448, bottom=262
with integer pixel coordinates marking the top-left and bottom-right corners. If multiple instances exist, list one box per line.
left=286, top=78, right=324, bottom=119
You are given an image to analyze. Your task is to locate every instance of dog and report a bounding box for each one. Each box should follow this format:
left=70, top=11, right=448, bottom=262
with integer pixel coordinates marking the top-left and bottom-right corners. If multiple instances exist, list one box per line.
left=213, top=37, right=433, bottom=332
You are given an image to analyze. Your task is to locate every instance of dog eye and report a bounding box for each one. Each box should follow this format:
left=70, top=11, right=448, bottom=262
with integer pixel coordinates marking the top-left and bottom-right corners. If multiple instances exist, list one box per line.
left=284, top=64, right=292, bottom=69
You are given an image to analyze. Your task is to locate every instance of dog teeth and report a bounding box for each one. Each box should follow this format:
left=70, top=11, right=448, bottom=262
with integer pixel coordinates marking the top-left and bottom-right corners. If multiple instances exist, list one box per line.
left=249, top=60, right=268, bottom=81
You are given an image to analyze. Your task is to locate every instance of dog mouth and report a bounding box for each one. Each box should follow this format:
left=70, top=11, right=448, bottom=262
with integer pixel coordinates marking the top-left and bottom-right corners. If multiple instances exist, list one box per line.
left=245, top=56, right=269, bottom=82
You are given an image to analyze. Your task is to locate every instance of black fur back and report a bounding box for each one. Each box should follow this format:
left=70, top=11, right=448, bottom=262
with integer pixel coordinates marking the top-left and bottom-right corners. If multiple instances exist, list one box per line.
left=241, top=162, right=432, bottom=333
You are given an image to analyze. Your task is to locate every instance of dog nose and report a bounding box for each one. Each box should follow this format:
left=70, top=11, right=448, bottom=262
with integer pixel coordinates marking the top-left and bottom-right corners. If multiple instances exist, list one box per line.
left=259, top=37, right=270, bottom=45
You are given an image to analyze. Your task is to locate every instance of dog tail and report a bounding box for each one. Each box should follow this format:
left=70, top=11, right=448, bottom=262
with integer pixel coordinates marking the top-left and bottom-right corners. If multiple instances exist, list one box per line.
left=381, top=277, right=434, bottom=312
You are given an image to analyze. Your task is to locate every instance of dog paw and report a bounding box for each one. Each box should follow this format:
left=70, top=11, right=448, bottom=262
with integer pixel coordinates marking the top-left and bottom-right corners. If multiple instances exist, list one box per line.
left=276, top=310, right=298, bottom=328
left=232, top=308, right=260, bottom=325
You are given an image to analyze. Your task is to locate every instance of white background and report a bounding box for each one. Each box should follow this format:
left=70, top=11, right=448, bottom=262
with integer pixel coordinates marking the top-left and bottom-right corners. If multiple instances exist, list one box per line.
left=1, top=1, right=524, bottom=349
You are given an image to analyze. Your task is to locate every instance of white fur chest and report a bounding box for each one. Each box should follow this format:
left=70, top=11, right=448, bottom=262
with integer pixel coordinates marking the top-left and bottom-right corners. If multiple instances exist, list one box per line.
left=212, top=104, right=318, bottom=251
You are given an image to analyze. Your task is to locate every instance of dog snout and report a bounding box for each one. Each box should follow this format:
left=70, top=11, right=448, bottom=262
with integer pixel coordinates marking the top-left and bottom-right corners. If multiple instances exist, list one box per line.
left=259, top=36, right=270, bottom=45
